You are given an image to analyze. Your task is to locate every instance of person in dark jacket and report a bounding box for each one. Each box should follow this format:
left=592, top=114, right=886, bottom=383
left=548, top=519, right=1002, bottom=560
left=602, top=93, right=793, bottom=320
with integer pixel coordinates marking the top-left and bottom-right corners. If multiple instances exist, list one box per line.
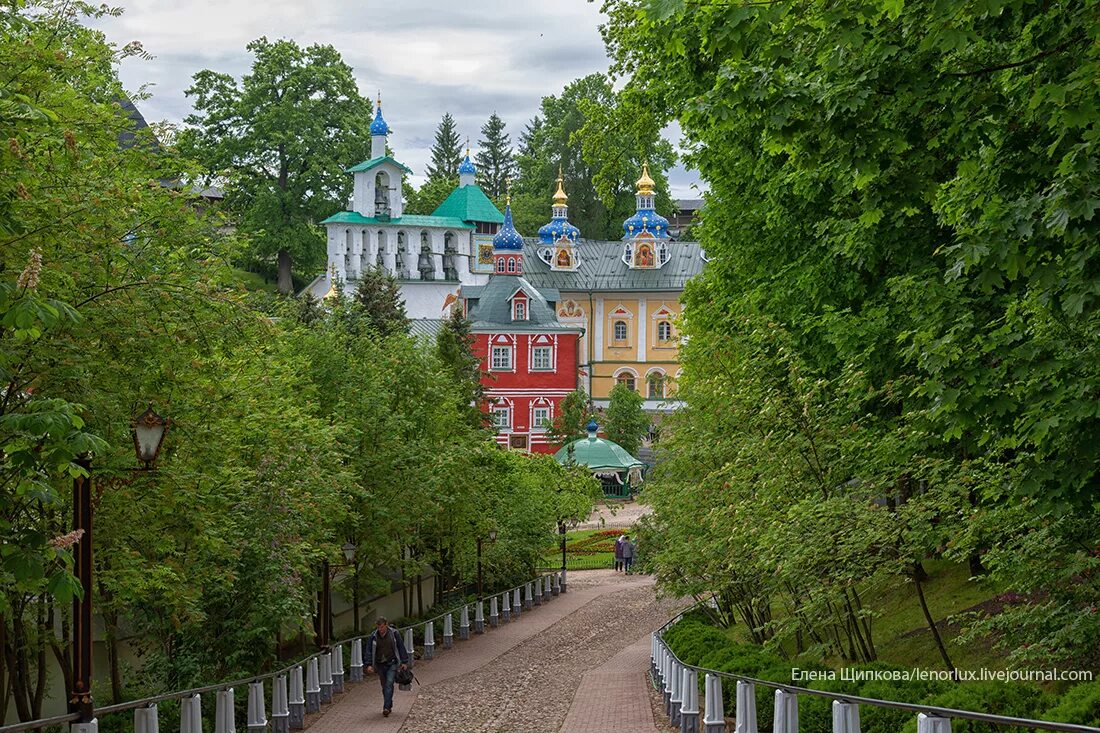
left=365, top=616, right=409, bottom=717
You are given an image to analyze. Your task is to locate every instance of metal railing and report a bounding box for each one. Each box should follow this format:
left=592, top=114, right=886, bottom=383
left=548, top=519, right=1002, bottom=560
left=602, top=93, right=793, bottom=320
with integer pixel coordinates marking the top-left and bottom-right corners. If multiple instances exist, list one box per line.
left=0, top=571, right=568, bottom=733
left=651, top=609, right=1100, bottom=733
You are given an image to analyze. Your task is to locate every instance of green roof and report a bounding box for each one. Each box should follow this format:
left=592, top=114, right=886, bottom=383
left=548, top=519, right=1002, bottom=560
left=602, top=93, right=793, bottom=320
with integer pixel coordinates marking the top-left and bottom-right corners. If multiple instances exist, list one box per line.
left=465, top=275, right=577, bottom=332
left=320, top=211, right=474, bottom=229
left=554, top=435, right=644, bottom=472
left=346, top=156, right=413, bottom=174
left=431, top=184, right=504, bottom=224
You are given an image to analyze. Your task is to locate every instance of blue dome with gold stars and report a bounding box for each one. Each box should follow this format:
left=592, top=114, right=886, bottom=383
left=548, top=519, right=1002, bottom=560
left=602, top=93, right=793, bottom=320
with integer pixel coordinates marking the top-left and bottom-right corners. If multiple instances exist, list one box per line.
left=622, top=210, right=670, bottom=239
left=370, top=105, right=389, bottom=136
left=493, top=202, right=524, bottom=251
left=538, top=218, right=580, bottom=244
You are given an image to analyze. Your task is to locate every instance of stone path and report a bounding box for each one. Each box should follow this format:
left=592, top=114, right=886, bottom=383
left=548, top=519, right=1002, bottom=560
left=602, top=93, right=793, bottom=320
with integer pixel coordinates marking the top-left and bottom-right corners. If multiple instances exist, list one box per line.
left=303, top=570, right=677, bottom=733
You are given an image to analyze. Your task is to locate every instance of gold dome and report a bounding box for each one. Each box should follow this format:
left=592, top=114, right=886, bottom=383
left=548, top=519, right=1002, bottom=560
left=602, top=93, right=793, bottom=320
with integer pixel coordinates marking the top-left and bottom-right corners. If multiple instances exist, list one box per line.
left=636, top=162, right=656, bottom=196
left=553, top=165, right=569, bottom=207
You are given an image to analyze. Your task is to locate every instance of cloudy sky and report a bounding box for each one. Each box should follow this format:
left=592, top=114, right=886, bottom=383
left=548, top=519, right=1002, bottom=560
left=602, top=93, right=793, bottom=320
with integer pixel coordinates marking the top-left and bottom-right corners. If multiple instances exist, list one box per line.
left=92, top=0, right=705, bottom=198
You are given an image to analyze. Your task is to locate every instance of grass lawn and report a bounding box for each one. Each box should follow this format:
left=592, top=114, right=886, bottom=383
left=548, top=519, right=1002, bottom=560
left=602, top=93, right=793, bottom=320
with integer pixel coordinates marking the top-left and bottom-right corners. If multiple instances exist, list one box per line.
left=724, top=558, right=1005, bottom=671
left=230, top=268, right=280, bottom=294
left=541, top=528, right=625, bottom=571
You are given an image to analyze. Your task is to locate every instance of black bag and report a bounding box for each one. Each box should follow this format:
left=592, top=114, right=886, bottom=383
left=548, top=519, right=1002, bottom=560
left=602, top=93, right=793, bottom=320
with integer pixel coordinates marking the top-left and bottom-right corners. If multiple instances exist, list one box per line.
left=395, top=666, right=414, bottom=687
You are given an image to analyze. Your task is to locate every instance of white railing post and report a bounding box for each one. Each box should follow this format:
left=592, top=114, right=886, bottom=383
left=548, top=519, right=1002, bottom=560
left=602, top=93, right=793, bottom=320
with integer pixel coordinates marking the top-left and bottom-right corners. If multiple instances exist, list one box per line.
left=681, top=666, right=700, bottom=733
left=246, top=682, right=266, bottom=733
left=670, top=660, right=684, bottom=726
left=489, top=595, right=499, bottom=627
left=773, top=689, right=799, bottom=733
left=305, top=658, right=321, bottom=713
left=833, top=701, right=860, bottom=733
left=443, top=612, right=454, bottom=649
left=424, top=621, right=436, bottom=660
left=349, top=639, right=364, bottom=682
left=704, top=674, right=726, bottom=733
left=524, top=582, right=534, bottom=610
left=272, top=675, right=290, bottom=733
left=651, top=635, right=658, bottom=676
left=501, top=591, right=511, bottom=622
left=332, top=645, right=345, bottom=694
left=215, top=688, right=235, bottom=733
left=735, top=681, right=757, bottom=733
left=475, top=600, right=485, bottom=634
left=512, top=587, right=522, bottom=616
left=917, top=714, right=952, bottom=733
left=135, top=704, right=158, bottom=733
left=663, top=656, right=674, bottom=717
left=289, top=666, right=305, bottom=727
left=319, top=652, right=333, bottom=703
left=533, top=576, right=543, bottom=605
left=459, top=605, right=471, bottom=640
left=181, top=694, right=202, bottom=733
left=403, top=628, right=415, bottom=666
left=544, top=574, right=552, bottom=599
left=552, top=572, right=561, bottom=596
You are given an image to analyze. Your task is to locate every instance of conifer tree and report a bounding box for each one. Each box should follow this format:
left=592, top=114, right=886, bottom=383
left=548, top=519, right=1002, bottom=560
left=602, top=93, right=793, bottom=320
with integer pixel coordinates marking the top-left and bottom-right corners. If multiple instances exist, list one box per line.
left=475, top=112, right=515, bottom=198
left=436, top=307, right=487, bottom=429
left=425, top=112, right=462, bottom=183
left=351, top=267, right=409, bottom=337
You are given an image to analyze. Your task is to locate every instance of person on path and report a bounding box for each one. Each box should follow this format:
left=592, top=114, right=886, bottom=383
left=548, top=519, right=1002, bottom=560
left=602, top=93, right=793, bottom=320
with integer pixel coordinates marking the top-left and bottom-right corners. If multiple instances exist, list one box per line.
left=621, top=535, right=635, bottom=573
left=365, top=616, right=409, bottom=717
left=615, top=534, right=626, bottom=572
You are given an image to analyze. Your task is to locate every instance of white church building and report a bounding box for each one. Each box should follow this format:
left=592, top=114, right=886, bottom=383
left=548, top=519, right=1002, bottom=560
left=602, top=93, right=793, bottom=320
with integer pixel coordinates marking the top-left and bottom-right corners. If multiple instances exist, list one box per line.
left=303, top=99, right=504, bottom=319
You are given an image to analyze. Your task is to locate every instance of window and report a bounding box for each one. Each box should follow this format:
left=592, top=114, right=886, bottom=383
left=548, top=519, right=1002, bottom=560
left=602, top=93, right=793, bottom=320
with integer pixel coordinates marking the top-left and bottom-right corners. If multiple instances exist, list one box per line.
left=491, top=346, right=512, bottom=370
left=657, top=320, right=672, bottom=341
left=613, top=320, right=628, bottom=341
left=617, top=373, right=636, bottom=392
left=496, top=258, right=505, bottom=273
left=531, top=346, right=553, bottom=370
left=533, top=407, right=551, bottom=429
left=514, top=300, right=527, bottom=321
left=491, top=408, right=510, bottom=429
left=507, top=258, right=516, bottom=273
left=647, top=373, right=666, bottom=399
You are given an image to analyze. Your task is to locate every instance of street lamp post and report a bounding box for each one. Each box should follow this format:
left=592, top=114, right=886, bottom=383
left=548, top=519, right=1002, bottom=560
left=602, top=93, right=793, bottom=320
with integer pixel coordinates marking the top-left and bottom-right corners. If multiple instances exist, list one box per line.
left=70, top=407, right=167, bottom=729
left=342, top=542, right=359, bottom=634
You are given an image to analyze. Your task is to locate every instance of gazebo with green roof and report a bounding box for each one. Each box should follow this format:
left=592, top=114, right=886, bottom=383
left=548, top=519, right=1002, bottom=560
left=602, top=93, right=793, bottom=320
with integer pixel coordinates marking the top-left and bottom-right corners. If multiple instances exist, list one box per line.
left=554, top=420, right=645, bottom=499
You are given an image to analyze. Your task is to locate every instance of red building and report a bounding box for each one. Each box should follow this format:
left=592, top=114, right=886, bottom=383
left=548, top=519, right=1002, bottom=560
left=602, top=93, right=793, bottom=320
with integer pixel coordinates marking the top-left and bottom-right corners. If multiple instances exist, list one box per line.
left=462, top=201, right=583, bottom=454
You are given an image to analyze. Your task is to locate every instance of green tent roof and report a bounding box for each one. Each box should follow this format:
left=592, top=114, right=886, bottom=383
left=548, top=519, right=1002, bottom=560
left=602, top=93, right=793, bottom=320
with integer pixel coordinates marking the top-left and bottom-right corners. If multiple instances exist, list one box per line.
left=553, top=434, right=644, bottom=472
left=320, top=211, right=474, bottom=229
left=346, top=155, right=413, bottom=174
left=432, top=184, right=504, bottom=224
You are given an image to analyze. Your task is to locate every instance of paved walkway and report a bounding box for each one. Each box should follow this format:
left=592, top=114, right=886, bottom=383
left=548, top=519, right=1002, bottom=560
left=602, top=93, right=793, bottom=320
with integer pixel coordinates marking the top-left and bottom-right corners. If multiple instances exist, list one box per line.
left=558, top=633, right=661, bottom=733
left=303, top=570, right=677, bottom=733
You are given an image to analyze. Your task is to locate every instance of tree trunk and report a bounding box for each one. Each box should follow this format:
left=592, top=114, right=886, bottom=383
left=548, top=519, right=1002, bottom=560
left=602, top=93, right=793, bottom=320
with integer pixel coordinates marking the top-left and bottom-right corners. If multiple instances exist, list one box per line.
left=416, top=574, right=423, bottom=618
left=968, top=552, right=986, bottom=577
left=105, top=614, right=124, bottom=703
left=912, top=560, right=929, bottom=582
left=277, top=249, right=293, bottom=295
left=914, top=572, right=957, bottom=678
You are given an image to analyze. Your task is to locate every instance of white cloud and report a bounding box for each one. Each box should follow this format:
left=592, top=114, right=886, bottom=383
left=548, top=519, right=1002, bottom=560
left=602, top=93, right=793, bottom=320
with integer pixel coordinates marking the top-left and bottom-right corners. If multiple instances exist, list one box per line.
left=93, top=0, right=704, bottom=197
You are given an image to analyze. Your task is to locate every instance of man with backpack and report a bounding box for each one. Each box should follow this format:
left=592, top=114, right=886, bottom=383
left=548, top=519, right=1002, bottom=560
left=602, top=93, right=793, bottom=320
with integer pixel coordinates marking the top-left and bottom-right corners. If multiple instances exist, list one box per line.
left=365, top=616, right=410, bottom=717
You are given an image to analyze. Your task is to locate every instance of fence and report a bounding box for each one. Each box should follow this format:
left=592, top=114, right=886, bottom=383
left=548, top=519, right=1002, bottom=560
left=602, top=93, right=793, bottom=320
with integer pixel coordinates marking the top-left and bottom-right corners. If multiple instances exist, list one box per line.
left=651, top=608, right=1100, bottom=733
left=0, top=571, right=568, bottom=733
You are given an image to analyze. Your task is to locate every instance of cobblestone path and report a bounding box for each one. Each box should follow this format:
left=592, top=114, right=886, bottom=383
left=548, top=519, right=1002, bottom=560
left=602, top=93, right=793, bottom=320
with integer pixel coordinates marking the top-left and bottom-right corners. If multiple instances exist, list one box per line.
left=303, top=570, right=678, bottom=733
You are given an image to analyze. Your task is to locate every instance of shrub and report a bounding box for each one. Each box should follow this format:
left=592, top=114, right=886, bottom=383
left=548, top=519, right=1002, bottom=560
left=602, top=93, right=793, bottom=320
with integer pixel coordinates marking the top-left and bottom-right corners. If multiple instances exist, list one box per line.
left=900, top=682, right=1051, bottom=733
left=856, top=665, right=949, bottom=733
left=1044, top=681, right=1100, bottom=727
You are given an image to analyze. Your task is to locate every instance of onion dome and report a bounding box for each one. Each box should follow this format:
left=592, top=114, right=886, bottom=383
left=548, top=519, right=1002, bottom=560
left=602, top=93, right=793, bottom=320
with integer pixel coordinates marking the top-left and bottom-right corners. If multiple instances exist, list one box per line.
left=538, top=167, right=581, bottom=244
left=458, top=150, right=477, bottom=176
left=370, top=95, right=389, bottom=136
left=636, top=162, right=656, bottom=196
left=623, top=209, right=670, bottom=238
left=492, top=197, right=525, bottom=251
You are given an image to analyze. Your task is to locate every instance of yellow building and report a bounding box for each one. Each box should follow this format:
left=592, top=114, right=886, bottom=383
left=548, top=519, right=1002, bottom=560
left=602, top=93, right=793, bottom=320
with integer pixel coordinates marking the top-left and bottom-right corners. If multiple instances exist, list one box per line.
left=520, top=167, right=704, bottom=411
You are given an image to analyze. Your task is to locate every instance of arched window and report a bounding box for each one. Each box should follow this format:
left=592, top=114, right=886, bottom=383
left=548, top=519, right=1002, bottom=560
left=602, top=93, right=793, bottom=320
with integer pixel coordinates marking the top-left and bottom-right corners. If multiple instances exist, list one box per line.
left=657, top=320, right=672, bottom=341
left=647, top=372, right=666, bottom=399
left=513, top=300, right=527, bottom=321
left=496, top=258, right=505, bottom=273
left=507, top=258, right=516, bottom=273
left=613, top=320, right=628, bottom=341
left=616, top=372, right=636, bottom=392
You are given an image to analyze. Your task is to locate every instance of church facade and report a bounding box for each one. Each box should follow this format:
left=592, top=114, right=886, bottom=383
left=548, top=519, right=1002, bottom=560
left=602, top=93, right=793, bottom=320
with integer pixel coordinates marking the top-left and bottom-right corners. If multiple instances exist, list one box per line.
left=308, top=102, right=705, bottom=450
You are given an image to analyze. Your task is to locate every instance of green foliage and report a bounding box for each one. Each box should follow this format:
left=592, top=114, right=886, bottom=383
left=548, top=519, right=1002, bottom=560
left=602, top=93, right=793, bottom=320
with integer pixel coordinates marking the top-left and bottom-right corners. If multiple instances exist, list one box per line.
left=603, top=0, right=1100, bottom=668
left=513, top=74, right=676, bottom=240
left=902, top=683, right=1052, bottom=733
left=546, top=389, right=592, bottom=450
left=179, top=37, right=372, bottom=294
left=475, top=112, right=515, bottom=198
left=425, top=112, right=462, bottom=183
left=405, top=176, right=457, bottom=216
left=435, top=307, right=487, bottom=429
left=603, top=382, right=648, bottom=456
left=349, top=266, right=410, bottom=337
left=1044, top=680, right=1100, bottom=727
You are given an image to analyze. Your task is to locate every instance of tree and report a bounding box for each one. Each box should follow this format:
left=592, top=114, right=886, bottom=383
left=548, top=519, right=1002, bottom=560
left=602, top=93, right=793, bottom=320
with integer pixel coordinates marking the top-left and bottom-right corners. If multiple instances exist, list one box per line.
left=350, top=267, right=409, bottom=338
left=436, top=307, right=487, bottom=429
left=425, top=112, right=462, bottom=184
left=603, top=382, right=648, bottom=456
left=547, top=389, right=592, bottom=450
left=475, top=112, right=515, bottom=198
left=513, top=74, right=676, bottom=240
left=179, top=37, right=372, bottom=294
left=404, top=176, right=457, bottom=216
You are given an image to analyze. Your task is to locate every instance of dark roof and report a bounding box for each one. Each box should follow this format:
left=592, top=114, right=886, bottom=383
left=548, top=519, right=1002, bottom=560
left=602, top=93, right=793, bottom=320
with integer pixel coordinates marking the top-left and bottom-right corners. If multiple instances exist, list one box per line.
left=116, top=97, right=161, bottom=151
left=676, top=199, right=704, bottom=211
left=465, top=276, right=578, bottom=332
left=521, top=238, right=703, bottom=292
left=409, top=319, right=446, bottom=341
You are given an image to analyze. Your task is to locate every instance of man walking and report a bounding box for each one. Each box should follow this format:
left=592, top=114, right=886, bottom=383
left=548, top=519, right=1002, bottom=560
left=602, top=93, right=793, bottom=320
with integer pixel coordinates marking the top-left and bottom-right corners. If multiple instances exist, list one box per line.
left=365, top=616, right=410, bottom=717
left=621, top=535, right=635, bottom=574
left=614, top=534, right=626, bottom=572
